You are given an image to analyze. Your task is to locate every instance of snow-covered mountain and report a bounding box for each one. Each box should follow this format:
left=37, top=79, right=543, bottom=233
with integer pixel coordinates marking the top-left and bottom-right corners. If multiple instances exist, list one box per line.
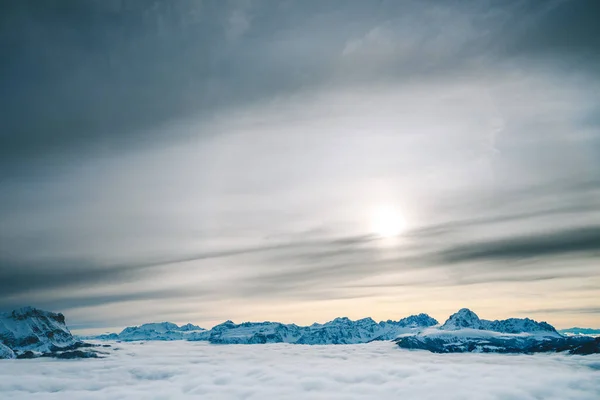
left=441, top=308, right=560, bottom=337
left=208, top=320, right=304, bottom=344
left=3, top=307, right=599, bottom=356
left=396, top=308, right=599, bottom=354
left=92, top=321, right=208, bottom=342
left=0, top=307, right=99, bottom=359
left=295, top=317, right=381, bottom=345
left=295, top=314, right=439, bottom=344
left=89, top=314, right=439, bottom=344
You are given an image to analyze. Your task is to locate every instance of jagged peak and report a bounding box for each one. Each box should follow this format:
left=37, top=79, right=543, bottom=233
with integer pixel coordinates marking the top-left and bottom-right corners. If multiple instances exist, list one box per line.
left=120, top=321, right=206, bottom=332
left=356, top=317, right=376, bottom=324
left=455, top=308, right=479, bottom=316
left=441, top=308, right=484, bottom=330
left=5, top=306, right=66, bottom=324
left=211, top=320, right=236, bottom=329
left=397, top=313, right=438, bottom=327
left=11, top=306, right=39, bottom=315
left=178, top=323, right=204, bottom=331
left=330, top=317, right=352, bottom=323
left=439, top=309, right=559, bottom=335
left=8, top=306, right=60, bottom=317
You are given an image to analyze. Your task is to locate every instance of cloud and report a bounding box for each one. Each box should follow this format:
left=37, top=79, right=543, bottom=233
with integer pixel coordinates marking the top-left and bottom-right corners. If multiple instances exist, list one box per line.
left=2, top=0, right=598, bottom=177
left=0, top=341, right=599, bottom=399
left=438, top=226, right=600, bottom=263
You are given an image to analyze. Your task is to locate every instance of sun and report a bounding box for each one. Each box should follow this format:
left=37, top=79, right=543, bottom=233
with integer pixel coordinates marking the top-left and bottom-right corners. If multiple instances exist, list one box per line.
left=370, top=205, right=406, bottom=238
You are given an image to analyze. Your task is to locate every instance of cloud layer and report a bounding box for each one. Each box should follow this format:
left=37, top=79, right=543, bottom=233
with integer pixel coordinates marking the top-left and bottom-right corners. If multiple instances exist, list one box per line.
left=1, top=341, right=600, bottom=399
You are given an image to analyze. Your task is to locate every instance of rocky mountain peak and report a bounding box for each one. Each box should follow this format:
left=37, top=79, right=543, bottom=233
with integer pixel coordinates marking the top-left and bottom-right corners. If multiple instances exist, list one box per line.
left=441, top=308, right=485, bottom=330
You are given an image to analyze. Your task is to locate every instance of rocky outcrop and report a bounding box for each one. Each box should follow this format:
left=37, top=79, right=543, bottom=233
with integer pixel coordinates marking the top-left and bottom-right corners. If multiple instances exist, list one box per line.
left=0, top=307, right=99, bottom=359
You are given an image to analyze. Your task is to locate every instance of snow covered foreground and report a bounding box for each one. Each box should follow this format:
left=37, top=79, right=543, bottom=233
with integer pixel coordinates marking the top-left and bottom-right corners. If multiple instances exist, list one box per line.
left=1, top=341, right=599, bottom=400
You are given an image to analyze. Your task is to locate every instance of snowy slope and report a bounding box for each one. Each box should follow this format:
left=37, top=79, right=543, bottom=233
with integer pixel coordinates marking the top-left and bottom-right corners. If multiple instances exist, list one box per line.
left=0, top=307, right=77, bottom=356
left=0, top=343, right=15, bottom=359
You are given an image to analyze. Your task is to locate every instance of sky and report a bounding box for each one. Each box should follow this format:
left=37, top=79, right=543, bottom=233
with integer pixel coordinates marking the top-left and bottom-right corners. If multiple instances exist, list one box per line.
left=1, top=0, right=599, bottom=334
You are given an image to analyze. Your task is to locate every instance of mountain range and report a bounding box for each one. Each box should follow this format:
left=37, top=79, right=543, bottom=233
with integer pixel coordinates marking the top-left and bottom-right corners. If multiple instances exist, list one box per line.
left=394, top=308, right=599, bottom=355
left=85, top=313, right=439, bottom=344
left=2, top=306, right=599, bottom=359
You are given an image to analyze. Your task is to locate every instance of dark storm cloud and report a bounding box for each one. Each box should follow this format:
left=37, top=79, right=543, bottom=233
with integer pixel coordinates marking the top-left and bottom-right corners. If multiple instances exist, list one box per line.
left=2, top=0, right=599, bottom=178
left=501, top=0, right=600, bottom=68
left=0, top=0, right=244, bottom=175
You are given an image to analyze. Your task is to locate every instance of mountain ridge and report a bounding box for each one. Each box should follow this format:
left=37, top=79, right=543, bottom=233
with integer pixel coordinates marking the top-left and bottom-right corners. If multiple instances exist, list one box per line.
left=441, top=308, right=559, bottom=336
left=83, top=313, right=440, bottom=344
left=4, top=306, right=600, bottom=357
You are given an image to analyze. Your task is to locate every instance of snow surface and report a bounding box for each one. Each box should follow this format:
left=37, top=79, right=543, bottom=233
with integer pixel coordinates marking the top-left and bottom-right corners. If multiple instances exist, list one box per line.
left=1, top=341, right=599, bottom=399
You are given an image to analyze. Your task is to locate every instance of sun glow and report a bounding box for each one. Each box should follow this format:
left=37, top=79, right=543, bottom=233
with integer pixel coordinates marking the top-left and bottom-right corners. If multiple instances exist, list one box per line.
left=370, top=205, right=407, bottom=238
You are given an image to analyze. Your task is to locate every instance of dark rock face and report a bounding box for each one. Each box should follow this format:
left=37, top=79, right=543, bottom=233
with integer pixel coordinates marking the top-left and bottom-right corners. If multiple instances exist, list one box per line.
left=569, top=337, right=600, bottom=355
left=44, top=350, right=101, bottom=359
left=16, top=351, right=37, bottom=359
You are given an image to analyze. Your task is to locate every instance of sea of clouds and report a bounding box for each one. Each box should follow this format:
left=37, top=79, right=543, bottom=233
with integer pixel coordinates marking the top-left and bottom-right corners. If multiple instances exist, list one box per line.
left=1, top=341, right=599, bottom=399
